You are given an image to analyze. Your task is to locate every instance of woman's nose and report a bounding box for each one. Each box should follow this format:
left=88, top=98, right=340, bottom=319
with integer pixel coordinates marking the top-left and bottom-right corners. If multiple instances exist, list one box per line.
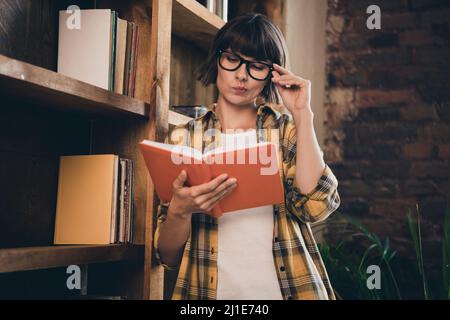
left=235, top=63, right=248, bottom=81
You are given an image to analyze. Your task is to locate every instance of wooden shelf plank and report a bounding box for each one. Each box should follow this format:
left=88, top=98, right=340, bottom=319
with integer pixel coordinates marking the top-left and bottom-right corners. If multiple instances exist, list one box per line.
left=172, top=0, right=225, bottom=49
left=0, top=244, right=144, bottom=273
left=0, top=55, right=150, bottom=118
left=169, top=110, right=193, bottom=126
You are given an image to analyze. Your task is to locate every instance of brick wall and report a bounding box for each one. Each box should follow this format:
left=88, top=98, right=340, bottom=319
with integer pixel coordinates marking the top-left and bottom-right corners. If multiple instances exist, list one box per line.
left=324, top=0, right=450, bottom=262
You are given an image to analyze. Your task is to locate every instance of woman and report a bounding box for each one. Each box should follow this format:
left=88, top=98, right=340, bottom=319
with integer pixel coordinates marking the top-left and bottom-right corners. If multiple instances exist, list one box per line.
left=154, top=13, right=340, bottom=300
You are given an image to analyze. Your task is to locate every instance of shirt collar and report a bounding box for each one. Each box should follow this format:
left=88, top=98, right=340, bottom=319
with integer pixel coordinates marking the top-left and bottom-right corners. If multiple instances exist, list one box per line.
left=199, top=102, right=282, bottom=126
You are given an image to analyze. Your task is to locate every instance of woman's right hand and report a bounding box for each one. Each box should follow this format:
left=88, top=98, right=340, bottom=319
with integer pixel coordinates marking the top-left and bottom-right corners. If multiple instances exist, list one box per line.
left=167, top=170, right=237, bottom=219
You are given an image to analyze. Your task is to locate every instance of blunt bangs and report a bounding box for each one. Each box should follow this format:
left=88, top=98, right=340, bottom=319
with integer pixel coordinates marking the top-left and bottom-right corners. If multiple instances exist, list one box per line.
left=197, top=13, right=288, bottom=104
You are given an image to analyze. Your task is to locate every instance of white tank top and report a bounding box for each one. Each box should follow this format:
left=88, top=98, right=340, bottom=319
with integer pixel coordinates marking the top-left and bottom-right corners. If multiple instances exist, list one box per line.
left=215, top=129, right=283, bottom=300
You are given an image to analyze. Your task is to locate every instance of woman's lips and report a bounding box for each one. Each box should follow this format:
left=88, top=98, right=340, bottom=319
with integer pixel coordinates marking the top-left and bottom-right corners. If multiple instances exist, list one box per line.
left=232, top=87, right=247, bottom=94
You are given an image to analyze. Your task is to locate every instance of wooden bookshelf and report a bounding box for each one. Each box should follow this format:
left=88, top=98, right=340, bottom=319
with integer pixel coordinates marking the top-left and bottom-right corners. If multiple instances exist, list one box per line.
left=0, top=55, right=149, bottom=118
left=172, top=0, right=225, bottom=49
left=0, top=245, right=144, bottom=274
left=0, top=0, right=221, bottom=300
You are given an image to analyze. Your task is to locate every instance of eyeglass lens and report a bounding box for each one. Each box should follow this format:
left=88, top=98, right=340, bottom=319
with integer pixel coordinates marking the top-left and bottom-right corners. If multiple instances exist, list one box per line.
left=219, top=51, right=271, bottom=80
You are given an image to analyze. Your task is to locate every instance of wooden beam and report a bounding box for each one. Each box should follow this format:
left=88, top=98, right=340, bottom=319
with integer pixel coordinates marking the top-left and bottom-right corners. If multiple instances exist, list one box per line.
left=173, top=0, right=225, bottom=49
left=144, top=0, right=173, bottom=301
left=0, top=55, right=149, bottom=118
left=0, top=245, right=143, bottom=274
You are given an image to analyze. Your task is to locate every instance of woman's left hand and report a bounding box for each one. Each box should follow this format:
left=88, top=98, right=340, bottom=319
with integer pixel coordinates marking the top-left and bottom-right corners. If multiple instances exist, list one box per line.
left=271, top=63, right=312, bottom=116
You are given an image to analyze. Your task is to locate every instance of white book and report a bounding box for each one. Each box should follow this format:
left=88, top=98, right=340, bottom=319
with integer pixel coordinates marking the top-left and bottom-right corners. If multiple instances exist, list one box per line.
left=58, top=9, right=112, bottom=90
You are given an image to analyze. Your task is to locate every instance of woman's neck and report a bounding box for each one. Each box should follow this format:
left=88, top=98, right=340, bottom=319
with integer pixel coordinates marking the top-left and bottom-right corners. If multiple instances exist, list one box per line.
left=215, top=95, right=258, bottom=132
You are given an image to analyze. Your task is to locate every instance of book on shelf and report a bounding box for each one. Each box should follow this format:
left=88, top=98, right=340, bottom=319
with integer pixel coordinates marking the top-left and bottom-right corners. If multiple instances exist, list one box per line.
left=109, top=10, right=117, bottom=92
left=57, top=9, right=139, bottom=96
left=138, top=139, right=284, bottom=218
left=54, top=154, right=134, bottom=245
left=114, top=17, right=127, bottom=95
left=214, top=0, right=228, bottom=22
left=196, top=0, right=228, bottom=21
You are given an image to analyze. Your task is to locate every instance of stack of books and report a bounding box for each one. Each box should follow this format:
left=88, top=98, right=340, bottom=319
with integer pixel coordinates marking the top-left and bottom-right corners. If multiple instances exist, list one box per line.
left=54, top=155, right=134, bottom=245
left=196, top=0, right=228, bottom=21
left=57, top=9, right=139, bottom=97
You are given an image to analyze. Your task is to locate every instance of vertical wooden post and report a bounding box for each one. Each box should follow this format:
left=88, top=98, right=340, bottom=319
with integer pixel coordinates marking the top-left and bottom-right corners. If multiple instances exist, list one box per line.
left=265, top=0, right=286, bottom=35
left=144, top=0, right=173, bottom=300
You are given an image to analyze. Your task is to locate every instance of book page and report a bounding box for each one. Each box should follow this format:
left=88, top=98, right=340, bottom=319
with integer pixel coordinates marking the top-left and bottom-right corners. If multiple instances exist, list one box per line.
left=140, top=140, right=203, bottom=161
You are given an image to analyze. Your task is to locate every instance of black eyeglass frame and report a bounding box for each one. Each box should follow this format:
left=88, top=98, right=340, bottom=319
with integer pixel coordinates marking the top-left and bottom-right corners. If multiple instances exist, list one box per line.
left=217, top=49, right=274, bottom=81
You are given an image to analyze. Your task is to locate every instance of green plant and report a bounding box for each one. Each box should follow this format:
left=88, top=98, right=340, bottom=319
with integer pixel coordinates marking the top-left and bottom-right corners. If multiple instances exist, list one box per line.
left=342, top=213, right=401, bottom=299
left=407, top=204, right=431, bottom=299
left=443, top=206, right=450, bottom=299
left=319, top=239, right=385, bottom=299
left=407, top=204, right=450, bottom=300
left=318, top=212, right=401, bottom=300
left=319, top=204, right=450, bottom=300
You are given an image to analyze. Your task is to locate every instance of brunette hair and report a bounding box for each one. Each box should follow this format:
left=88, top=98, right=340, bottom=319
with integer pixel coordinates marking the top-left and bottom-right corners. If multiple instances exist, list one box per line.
left=197, top=13, right=289, bottom=105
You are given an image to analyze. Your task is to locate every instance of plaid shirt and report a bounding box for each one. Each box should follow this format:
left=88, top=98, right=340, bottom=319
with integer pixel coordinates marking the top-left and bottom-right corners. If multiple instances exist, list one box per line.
left=154, top=102, right=341, bottom=300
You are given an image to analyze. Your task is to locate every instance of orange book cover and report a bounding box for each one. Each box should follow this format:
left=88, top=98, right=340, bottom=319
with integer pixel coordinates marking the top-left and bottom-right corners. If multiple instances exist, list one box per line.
left=138, top=139, right=284, bottom=218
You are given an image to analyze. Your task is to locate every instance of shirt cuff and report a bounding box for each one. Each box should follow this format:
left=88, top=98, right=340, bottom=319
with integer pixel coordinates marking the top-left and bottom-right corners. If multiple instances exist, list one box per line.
left=294, top=164, right=338, bottom=201
left=287, top=163, right=341, bottom=224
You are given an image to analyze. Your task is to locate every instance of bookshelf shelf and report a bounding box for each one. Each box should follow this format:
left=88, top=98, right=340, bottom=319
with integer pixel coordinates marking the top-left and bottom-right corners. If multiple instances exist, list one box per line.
left=172, top=0, right=225, bottom=49
left=0, top=0, right=222, bottom=300
left=0, top=55, right=150, bottom=119
left=0, top=244, right=144, bottom=274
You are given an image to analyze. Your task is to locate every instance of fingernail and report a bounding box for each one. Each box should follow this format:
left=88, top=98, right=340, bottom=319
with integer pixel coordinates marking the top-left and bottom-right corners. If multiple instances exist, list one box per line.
left=229, top=178, right=237, bottom=183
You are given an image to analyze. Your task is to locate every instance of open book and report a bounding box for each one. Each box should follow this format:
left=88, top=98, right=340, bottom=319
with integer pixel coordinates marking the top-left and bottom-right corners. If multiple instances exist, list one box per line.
left=138, top=139, right=284, bottom=217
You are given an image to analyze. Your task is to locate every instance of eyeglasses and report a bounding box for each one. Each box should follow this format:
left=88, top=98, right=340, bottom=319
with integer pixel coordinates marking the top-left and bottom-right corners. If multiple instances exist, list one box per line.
left=217, top=49, right=274, bottom=81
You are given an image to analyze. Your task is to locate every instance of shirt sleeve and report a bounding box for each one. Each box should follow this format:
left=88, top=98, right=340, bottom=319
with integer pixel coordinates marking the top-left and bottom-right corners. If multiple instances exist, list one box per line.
left=153, top=122, right=192, bottom=271
left=280, top=115, right=341, bottom=225
left=153, top=201, right=179, bottom=271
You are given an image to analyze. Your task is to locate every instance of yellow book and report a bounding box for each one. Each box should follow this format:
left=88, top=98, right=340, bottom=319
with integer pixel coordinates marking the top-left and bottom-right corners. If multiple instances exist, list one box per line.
left=54, top=154, right=118, bottom=244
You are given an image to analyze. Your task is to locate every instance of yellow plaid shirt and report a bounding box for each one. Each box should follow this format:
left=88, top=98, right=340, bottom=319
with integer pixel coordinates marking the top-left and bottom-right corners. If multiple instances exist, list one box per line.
left=154, top=102, right=341, bottom=300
